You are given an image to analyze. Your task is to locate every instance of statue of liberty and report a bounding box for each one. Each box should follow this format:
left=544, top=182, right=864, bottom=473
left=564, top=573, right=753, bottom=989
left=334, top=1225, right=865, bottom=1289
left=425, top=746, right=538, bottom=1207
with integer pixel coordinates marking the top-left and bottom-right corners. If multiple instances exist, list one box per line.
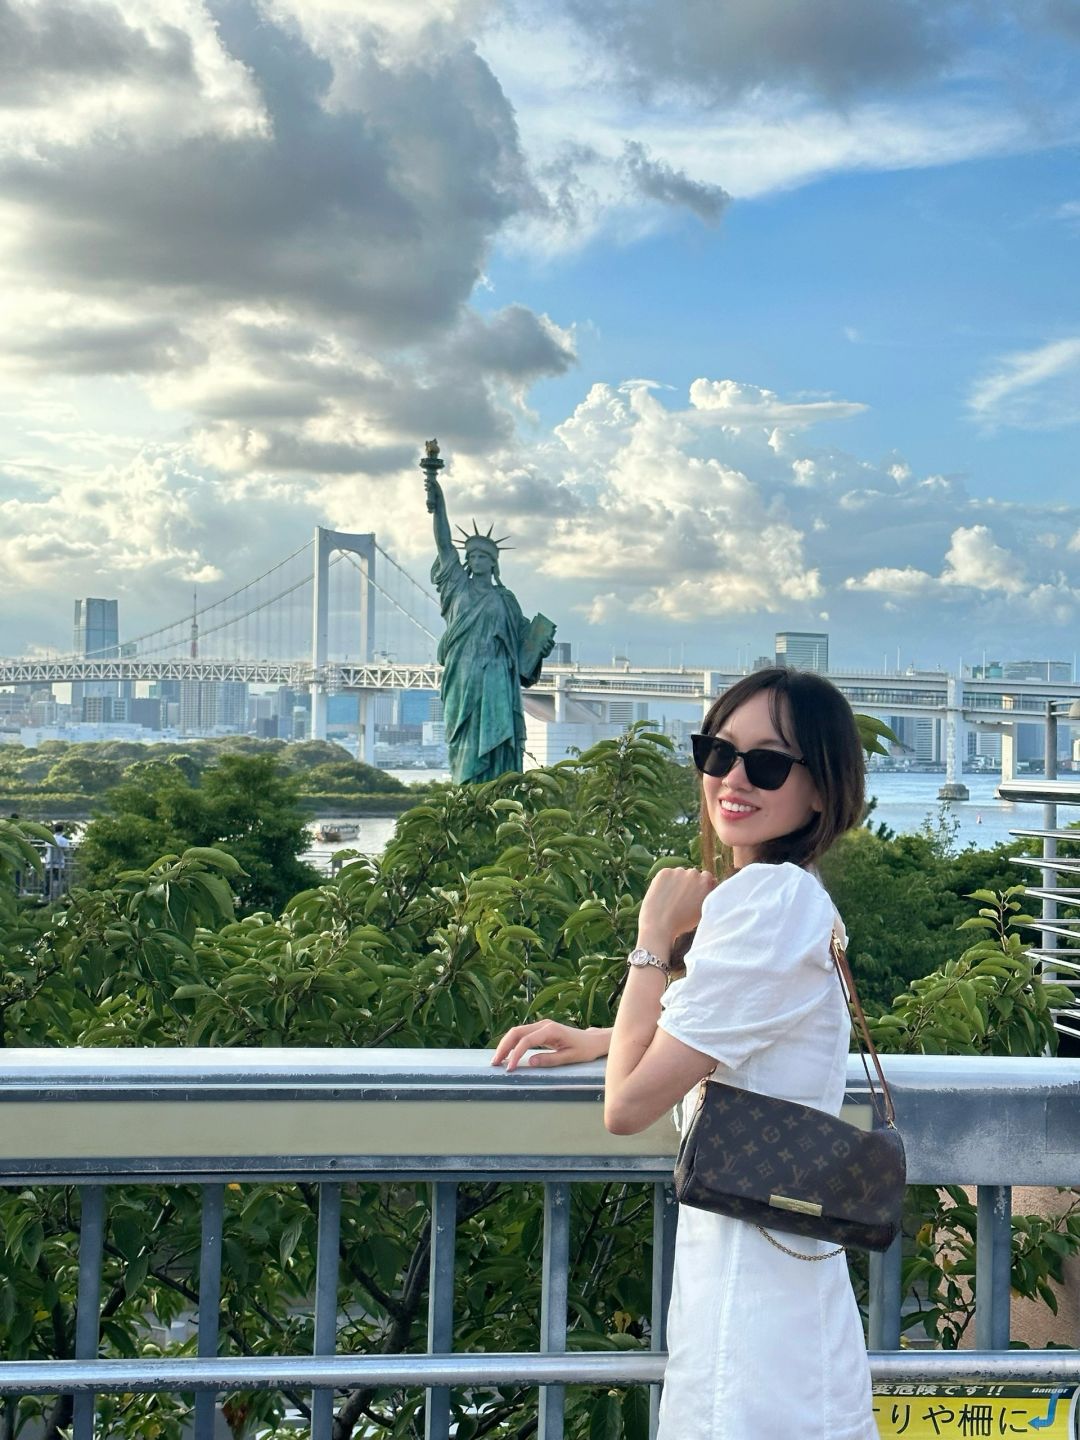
left=421, top=440, right=556, bottom=785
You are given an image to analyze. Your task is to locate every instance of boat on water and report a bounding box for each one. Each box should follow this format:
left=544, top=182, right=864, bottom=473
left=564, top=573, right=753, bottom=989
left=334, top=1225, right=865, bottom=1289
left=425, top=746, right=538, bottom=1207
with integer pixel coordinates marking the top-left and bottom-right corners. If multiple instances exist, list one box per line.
left=313, top=823, right=360, bottom=844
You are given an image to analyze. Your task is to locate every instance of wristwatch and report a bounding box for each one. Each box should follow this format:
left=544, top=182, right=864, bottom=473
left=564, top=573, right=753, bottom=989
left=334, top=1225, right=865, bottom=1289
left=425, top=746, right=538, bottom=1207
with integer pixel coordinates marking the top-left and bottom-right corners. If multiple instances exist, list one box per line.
left=627, top=946, right=671, bottom=976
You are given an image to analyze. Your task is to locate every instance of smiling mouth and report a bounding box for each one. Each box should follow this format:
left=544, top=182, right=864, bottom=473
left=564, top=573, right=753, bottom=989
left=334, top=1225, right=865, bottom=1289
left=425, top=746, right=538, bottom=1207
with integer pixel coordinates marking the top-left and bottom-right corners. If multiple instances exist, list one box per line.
left=719, top=799, right=758, bottom=816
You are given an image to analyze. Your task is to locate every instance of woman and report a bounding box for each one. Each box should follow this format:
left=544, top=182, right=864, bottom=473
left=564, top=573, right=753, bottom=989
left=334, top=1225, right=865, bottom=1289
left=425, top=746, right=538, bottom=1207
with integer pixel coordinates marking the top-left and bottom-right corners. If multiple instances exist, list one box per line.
left=492, top=667, right=875, bottom=1440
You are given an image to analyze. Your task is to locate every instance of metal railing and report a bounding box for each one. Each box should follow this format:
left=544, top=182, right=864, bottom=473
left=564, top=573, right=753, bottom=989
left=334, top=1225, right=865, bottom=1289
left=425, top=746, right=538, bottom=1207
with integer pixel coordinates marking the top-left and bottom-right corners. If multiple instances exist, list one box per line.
left=3, top=1052, right=1080, bottom=1438
left=1000, top=774, right=1080, bottom=1039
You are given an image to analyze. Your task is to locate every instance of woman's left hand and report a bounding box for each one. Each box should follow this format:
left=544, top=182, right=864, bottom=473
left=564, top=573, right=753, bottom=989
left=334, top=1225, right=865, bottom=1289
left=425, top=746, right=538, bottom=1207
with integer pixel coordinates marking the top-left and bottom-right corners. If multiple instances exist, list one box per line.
left=491, top=1020, right=611, bottom=1072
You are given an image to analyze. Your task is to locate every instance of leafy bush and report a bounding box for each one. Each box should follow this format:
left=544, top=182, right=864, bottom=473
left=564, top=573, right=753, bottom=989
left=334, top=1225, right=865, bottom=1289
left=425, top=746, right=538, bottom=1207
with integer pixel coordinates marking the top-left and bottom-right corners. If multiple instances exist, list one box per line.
left=0, top=733, right=1074, bottom=1436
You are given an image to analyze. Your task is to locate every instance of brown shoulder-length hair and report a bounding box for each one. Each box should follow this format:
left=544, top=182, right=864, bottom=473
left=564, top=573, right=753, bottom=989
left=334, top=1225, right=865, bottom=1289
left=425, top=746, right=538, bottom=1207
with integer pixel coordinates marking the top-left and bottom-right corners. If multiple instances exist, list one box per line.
left=697, top=667, right=865, bottom=876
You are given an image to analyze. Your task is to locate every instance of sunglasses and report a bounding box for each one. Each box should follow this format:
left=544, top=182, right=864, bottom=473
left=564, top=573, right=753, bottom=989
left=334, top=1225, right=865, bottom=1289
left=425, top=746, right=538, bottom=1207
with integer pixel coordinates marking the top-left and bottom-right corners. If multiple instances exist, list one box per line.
left=691, top=733, right=809, bottom=791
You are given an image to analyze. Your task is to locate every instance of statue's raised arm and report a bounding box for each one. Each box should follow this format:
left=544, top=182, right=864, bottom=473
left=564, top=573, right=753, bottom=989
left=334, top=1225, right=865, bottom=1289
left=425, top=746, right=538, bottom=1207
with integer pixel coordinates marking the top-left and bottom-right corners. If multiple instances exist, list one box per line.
left=422, top=439, right=454, bottom=564
left=419, top=438, right=556, bottom=785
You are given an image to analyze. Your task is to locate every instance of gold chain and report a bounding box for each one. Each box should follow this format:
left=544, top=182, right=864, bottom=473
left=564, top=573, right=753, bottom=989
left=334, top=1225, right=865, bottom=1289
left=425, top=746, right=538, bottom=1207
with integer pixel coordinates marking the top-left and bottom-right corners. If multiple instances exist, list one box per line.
left=755, top=1225, right=845, bottom=1261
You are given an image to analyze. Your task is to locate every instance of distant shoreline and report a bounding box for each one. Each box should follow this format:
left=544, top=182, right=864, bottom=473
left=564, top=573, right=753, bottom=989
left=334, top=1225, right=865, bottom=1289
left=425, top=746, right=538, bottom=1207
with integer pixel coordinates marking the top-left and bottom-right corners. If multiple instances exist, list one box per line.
left=0, top=791, right=434, bottom=823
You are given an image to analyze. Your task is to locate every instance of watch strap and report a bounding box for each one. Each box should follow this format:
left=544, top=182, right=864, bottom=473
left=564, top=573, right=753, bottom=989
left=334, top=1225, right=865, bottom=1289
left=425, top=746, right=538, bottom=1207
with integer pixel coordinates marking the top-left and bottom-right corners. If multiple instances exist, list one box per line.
left=627, top=946, right=671, bottom=975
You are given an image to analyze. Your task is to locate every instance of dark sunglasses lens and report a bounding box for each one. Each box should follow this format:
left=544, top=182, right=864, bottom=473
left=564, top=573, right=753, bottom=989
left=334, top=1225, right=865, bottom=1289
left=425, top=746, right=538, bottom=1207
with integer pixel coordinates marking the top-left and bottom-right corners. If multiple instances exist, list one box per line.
left=743, top=750, right=795, bottom=790
left=692, top=735, right=737, bottom=777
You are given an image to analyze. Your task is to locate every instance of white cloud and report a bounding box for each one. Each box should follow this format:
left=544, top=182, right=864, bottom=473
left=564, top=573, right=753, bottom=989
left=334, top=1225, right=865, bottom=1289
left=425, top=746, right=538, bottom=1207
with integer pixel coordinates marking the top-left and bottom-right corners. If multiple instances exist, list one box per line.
left=5, top=366, right=1080, bottom=663
left=941, top=525, right=1026, bottom=595
left=845, top=566, right=936, bottom=595
left=688, top=378, right=867, bottom=428
left=967, top=337, right=1080, bottom=430
left=522, top=379, right=1080, bottom=653
left=480, top=0, right=1080, bottom=258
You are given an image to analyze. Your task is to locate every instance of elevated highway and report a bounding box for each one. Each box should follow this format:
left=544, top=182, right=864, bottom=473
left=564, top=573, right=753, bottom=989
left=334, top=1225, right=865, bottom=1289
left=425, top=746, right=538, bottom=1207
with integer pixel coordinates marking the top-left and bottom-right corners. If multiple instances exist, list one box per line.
left=4, top=658, right=1078, bottom=786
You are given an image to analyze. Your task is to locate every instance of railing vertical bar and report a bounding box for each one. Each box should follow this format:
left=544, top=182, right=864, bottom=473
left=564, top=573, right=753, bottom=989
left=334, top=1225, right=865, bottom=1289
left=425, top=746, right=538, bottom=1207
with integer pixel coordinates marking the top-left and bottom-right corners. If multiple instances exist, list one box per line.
left=868, top=1234, right=902, bottom=1351
left=311, top=1183, right=342, bottom=1440
left=648, top=1183, right=677, bottom=1440
left=194, top=1184, right=225, bottom=1440
left=539, top=1181, right=570, bottom=1440
left=72, top=1184, right=105, bottom=1440
left=424, top=1181, right=457, bottom=1440
left=975, top=1184, right=1012, bottom=1351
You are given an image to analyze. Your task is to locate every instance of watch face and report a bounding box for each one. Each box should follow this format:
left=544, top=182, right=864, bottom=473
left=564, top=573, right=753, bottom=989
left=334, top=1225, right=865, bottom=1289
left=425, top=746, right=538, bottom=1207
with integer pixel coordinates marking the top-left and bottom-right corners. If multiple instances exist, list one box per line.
left=628, top=948, right=661, bottom=969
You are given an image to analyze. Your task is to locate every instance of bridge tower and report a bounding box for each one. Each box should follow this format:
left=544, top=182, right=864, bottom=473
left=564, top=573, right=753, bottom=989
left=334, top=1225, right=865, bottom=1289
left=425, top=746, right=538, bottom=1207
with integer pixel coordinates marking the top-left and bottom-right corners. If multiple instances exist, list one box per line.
left=311, top=528, right=376, bottom=749
left=939, top=671, right=970, bottom=800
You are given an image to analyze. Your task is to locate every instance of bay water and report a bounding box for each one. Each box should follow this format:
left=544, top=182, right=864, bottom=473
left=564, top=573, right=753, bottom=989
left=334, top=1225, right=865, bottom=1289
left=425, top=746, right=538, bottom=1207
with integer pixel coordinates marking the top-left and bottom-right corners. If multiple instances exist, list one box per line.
left=303, top=770, right=1064, bottom=870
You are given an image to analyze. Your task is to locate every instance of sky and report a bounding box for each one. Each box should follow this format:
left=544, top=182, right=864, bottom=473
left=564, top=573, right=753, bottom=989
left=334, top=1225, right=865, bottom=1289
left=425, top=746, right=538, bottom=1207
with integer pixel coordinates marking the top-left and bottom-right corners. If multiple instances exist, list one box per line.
left=1, top=0, right=1079, bottom=673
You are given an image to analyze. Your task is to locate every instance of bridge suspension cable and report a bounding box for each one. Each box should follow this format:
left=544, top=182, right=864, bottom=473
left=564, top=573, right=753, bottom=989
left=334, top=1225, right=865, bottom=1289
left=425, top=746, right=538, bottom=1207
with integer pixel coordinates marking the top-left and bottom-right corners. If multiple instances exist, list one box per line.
left=340, top=550, right=440, bottom=646
left=373, top=541, right=440, bottom=609
left=112, top=539, right=317, bottom=659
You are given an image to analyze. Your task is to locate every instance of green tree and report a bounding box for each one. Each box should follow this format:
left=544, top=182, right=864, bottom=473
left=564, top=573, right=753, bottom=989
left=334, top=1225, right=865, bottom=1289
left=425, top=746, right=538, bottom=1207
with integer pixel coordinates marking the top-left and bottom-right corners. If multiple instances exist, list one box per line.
left=0, top=731, right=692, bottom=1439
left=42, top=754, right=124, bottom=795
left=0, top=733, right=1074, bottom=1437
left=821, top=829, right=1026, bottom=1013
left=76, top=753, right=320, bottom=915
left=292, top=760, right=407, bottom=797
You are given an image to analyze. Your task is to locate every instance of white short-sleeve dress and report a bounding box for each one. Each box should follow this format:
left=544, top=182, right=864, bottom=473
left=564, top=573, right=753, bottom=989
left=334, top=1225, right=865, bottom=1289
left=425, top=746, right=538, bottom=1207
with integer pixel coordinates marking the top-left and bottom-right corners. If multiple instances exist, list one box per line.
left=656, top=861, right=876, bottom=1440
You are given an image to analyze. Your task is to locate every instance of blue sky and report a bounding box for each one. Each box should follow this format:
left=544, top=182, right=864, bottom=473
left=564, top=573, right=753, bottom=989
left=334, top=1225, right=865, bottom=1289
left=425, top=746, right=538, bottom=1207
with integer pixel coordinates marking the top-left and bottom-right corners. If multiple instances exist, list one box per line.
left=1, top=0, right=1078, bottom=672
left=496, top=150, right=1080, bottom=504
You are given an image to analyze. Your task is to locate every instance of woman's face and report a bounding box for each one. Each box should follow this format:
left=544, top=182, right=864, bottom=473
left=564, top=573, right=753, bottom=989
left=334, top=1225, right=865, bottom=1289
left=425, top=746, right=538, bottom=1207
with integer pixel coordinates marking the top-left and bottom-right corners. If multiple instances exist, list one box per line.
left=702, top=688, right=821, bottom=869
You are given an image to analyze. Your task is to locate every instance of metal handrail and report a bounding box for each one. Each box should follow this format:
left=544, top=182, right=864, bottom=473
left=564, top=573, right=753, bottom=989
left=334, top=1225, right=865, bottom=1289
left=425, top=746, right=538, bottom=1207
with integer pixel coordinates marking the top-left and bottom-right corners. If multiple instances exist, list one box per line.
left=1001, top=776, right=1080, bottom=1037
left=1, top=1051, right=1078, bottom=1439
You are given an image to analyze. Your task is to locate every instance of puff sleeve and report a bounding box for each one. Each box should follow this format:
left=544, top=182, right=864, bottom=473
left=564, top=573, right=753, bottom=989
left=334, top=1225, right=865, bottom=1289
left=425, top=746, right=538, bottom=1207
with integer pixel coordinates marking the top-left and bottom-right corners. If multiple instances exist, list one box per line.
left=658, top=862, right=836, bottom=1069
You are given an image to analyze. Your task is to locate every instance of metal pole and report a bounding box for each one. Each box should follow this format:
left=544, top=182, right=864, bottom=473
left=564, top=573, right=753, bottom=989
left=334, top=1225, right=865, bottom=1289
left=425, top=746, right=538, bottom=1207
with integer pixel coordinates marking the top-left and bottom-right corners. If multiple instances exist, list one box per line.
left=868, top=1236, right=903, bottom=1351
left=1043, top=704, right=1059, bottom=980
left=975, top=1185, right=1012, bottom=1351
left=311, top=1184, right=342, bottom=1440
left=539, top=1182, right=571, bottom=1440
left=194, top=1185, right=225, bottom=1440
left=72, top=1185, right=105, bottom=1440
left=425, top=1182, right=457, bottom=1440
left=648, top=1184, right=678, bottom=1440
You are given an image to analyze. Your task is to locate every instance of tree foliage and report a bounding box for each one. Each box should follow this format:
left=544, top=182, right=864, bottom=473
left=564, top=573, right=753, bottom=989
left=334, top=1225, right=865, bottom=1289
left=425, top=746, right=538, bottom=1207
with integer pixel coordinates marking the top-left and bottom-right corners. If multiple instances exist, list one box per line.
left=0, top=730, right=1075, bottom=1437
left=0, top=737, right=420, bottom=821
left=821, top=829, right=1026, bottom=1013
left=75, top=754, right=322, bottom=917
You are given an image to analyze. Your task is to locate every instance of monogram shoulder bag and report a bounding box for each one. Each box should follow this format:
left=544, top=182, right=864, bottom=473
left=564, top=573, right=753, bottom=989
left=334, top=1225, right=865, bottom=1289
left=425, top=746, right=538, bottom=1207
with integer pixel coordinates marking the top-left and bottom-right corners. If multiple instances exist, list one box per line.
left=673, top=930, right=906, bottom=1256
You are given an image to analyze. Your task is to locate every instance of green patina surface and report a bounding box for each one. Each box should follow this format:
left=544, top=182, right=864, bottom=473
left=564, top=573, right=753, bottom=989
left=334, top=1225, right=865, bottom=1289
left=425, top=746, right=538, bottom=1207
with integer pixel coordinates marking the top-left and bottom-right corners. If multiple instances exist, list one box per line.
left=423, top=441, right=555, bottom=785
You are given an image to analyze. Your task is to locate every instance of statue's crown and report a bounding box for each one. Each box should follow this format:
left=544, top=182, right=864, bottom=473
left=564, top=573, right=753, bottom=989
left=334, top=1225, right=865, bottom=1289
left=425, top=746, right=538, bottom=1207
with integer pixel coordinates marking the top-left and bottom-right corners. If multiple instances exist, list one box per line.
left=454, top=521, right=513, bottom=555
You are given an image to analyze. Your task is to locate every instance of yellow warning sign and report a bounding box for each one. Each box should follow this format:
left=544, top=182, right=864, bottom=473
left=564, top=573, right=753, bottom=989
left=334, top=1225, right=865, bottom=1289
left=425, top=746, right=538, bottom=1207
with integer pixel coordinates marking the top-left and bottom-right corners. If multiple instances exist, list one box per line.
left=873, top=1383, right=1077, bottom=1437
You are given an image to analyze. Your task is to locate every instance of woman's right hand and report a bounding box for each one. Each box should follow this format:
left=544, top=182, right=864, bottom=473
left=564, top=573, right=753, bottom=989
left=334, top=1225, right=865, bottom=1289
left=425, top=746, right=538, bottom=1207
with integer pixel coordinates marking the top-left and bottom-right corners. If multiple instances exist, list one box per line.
left=491, top=1020, right=611, bottom=1072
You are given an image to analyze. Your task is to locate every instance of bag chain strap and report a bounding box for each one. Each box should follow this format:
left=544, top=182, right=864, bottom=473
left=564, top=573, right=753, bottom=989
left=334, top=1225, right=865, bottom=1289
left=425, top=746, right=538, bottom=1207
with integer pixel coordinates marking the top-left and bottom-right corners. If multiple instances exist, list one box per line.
left=829, top=929, right=896, bottom=1128
left=755, top=1224, right=844, bottom=1261
left=754, top=926, right=892, bottom=1263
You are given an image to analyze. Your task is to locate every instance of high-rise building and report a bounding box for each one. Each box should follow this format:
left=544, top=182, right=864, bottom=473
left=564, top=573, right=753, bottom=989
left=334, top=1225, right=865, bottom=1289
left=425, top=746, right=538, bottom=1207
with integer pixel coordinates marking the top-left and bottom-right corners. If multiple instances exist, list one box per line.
left=215, top=683, right=248, bottom=731
left=72, top=597, right=119, bottom=706
left=913, top=716, right=941, bottom=765
left=774, top=632, right=829, bottom=673
left=550, top=642, right=573, bottom=665
left=1001, top=660, right=1073, bottom=683
left=603, top=700, right=650, bottom=727
left=81, top=695, right=128, bottom=724
left=400, top=690, right=441, bottom=726
left=129, top=698, right=163, bottom=730
left=179, top=680, right=248, bottom=734
left=971, top=659, right=1073, bottom=682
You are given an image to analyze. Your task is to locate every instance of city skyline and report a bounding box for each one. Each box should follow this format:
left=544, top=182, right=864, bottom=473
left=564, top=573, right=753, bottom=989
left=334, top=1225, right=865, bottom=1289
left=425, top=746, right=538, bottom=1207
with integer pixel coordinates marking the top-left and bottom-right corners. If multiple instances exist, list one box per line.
left=1, top=1, right=1079, bottom=669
